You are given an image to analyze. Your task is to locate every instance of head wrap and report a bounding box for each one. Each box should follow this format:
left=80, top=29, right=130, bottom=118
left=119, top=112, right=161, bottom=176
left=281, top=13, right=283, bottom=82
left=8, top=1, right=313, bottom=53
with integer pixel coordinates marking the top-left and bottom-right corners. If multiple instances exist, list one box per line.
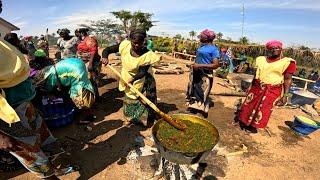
left=57, top=28, right=70, bottom=35
left=24, top=36, right=32, bottom=41
left=4, top=33, right=19, bottom=45
left=221, top=48, right=227, bottom=52
left=34, top=49, right=46, bottom=57
left=129, top=29, right=147, bottom=40
left=199, top=29, right=216, bottom=41
left=266, top=40, right=283, bottom=50
left=77, top=28, right=90, bottom=34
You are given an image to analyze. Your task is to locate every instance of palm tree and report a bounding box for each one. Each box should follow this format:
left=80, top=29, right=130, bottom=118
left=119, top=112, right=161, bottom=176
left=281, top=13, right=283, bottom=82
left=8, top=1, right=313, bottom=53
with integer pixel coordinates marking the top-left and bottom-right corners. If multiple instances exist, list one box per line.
left=216, top=32, right=223, bottom=42
left=189, top=31, right=196, bottom=41
left=239, top=36, right=249, bottom=44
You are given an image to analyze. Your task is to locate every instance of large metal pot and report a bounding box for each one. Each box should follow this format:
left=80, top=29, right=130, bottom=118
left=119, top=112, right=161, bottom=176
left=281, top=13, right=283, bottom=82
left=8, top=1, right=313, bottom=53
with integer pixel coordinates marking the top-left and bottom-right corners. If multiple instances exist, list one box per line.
left=152, top=114, right=219, bottom=164
left=291, top=90, right=319, bottom=106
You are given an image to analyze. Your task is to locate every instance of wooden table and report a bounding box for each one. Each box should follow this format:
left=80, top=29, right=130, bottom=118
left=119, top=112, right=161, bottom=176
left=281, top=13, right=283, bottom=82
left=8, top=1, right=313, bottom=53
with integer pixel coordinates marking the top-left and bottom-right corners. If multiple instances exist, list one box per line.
left=292, top=76, right=316, bottom=90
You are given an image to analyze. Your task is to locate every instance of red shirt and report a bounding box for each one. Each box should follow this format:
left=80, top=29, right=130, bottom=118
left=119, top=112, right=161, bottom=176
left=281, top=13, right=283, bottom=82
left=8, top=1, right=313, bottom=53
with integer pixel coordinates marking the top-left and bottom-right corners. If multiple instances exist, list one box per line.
left=77, top=36, right=98, bottom=56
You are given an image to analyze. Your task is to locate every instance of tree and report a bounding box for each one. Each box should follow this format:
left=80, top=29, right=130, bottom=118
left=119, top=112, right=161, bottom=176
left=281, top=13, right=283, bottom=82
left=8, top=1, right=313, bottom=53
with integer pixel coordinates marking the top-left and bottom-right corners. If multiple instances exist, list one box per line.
left=111, top=10, right=156, bottom=34
left=239, top=36, right=249, bottom=44
left=51, top=33, right=56, bottom=37
left=216, top=32, right=223, bottom=42
left=174, top=34, right=182, bottom=39
left=299, top=45, right=310, bottom=50
left=79, top=19, right=122, bottom=45
left=226, top=37, right=232, bottom=43
left=189, top=31, right=196, bottom=40
left=80, top=19, right=121, bottom=35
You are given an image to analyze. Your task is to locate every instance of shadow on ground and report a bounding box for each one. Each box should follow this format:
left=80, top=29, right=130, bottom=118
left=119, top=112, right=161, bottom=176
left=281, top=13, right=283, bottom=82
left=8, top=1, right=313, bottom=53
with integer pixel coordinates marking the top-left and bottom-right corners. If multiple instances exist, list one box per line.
left=278, top=121, right=307, bottom=146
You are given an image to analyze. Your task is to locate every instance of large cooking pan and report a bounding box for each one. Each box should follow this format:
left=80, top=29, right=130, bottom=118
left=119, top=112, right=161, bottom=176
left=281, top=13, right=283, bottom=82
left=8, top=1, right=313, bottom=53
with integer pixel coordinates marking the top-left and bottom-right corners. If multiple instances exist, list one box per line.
left=152, top=114, right=219, bottom=164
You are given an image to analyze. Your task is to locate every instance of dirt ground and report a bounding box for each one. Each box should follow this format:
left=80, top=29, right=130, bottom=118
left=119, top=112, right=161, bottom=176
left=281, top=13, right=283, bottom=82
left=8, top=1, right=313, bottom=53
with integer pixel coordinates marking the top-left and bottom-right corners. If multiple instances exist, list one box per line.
left=1, top=55, right=319, bottom=180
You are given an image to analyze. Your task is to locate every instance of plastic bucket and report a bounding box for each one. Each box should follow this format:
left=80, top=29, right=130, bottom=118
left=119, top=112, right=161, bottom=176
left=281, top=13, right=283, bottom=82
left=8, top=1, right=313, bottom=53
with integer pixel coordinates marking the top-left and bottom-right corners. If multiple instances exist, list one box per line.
left=38, top=97, right=75, bottom=128
left=291, top=116, right=320, bottom=135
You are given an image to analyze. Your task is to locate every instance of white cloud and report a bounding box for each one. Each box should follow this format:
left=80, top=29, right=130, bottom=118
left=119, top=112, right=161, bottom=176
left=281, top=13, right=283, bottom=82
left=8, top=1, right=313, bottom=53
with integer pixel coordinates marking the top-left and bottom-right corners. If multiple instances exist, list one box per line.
left=11, top=0, right=320, bottom=47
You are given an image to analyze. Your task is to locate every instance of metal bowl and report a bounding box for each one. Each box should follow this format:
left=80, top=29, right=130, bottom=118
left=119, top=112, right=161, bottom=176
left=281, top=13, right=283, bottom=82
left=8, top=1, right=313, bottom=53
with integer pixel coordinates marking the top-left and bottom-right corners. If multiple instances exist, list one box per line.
left=152, top=114, right=219, bottom=164
left=291, top=90, right=319, bottom=106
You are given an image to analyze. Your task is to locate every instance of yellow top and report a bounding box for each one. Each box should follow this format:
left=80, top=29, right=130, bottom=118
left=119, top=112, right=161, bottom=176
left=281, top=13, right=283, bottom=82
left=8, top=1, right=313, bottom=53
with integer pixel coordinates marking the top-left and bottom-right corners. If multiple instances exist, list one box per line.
left=255, top=56, right=295, bottom=85
left=0, top=40, right=30, bottom=125
left=119, top=40, right=160, bottom=99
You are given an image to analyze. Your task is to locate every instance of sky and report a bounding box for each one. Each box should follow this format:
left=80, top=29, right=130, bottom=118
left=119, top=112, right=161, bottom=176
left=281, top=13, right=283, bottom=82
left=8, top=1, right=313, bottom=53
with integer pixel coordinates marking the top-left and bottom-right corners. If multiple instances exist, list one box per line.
left=2, top=0, right=320, bottom=48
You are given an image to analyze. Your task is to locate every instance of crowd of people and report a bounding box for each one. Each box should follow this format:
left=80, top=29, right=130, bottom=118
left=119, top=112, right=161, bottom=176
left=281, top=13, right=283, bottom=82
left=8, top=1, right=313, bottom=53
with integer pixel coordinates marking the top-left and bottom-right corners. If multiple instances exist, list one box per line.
left=0, top=0, right=300, bottom=178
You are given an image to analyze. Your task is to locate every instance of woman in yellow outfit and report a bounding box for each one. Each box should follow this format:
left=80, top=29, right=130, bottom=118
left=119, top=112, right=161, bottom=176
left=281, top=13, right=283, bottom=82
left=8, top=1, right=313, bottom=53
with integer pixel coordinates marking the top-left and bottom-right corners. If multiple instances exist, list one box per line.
left=237, top=40, right=296, bottom=133
left=102, top=29, right=160, bottom=127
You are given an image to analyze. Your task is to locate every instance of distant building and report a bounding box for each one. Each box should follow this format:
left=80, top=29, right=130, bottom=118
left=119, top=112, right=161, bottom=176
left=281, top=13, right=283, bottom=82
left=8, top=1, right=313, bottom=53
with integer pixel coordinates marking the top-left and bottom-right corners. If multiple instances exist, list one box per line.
left=0, top=17, right=19, bottom=38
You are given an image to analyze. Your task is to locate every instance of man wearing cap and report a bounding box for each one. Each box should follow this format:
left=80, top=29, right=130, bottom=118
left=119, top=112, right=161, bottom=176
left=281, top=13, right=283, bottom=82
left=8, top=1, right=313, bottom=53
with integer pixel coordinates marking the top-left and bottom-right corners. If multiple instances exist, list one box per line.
left=237, top=40, right=296, bottom=132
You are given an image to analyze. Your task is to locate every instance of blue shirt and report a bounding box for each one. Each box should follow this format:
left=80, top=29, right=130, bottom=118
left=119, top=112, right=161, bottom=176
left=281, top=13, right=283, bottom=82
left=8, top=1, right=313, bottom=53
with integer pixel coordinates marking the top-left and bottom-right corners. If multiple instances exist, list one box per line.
left=195, top=44, right=220, bottom=64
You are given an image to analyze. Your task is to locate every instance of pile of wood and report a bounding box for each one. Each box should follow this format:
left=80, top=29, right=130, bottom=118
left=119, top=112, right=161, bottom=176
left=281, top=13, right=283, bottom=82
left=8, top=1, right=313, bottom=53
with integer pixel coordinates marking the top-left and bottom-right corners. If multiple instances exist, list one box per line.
left=153, top=62, right=189, bottom=75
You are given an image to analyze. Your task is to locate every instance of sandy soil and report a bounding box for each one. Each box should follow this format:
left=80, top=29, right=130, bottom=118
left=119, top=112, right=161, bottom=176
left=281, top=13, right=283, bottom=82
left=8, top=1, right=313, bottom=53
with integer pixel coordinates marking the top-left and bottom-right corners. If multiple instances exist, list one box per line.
left=1, top=55, right=319, bottom=180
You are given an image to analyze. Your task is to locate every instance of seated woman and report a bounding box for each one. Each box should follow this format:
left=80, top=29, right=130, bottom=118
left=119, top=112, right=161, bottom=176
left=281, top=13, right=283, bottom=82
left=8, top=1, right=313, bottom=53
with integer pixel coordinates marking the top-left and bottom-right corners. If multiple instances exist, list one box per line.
left=101, top=29, right=160, bottom=127
left=186, top=29, right=220, bottom=117
left=30, top=57, right=96, bottom=124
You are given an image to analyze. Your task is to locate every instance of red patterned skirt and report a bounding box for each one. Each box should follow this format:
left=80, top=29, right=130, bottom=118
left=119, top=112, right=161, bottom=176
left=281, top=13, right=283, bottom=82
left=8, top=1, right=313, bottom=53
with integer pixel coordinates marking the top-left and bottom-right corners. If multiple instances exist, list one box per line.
left=239, top=80, right=282, bottom=128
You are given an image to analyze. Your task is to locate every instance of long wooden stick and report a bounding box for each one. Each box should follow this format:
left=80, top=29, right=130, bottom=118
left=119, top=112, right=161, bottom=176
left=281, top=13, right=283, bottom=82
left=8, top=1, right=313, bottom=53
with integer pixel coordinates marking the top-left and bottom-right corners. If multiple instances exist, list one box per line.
left=107, top=65, right=186, bottom=130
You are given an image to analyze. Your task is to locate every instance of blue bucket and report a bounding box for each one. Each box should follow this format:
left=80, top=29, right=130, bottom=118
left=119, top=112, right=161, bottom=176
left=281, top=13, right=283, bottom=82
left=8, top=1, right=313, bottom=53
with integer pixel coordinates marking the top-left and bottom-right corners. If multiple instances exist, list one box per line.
left=38, top=97, right=75, bottom=128
left=291, top=116, right=320, bottom=135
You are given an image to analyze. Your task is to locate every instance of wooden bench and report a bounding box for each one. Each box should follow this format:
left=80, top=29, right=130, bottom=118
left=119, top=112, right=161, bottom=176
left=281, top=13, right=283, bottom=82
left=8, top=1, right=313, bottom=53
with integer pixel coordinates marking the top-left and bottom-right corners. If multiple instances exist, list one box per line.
left=172, top=51, right=196, bottom=61
left=292, top=76, right=316, bottom=90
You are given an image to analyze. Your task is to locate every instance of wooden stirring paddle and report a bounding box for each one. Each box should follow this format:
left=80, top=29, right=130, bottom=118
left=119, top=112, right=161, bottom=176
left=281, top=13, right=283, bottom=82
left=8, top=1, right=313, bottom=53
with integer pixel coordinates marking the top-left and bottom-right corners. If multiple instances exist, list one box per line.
left=107, top=65, right=186, bottom=131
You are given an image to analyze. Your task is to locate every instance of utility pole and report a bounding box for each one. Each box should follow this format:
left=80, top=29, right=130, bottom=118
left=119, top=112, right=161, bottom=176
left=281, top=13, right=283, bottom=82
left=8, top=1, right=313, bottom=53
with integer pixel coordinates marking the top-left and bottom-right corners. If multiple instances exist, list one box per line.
left=241, top=3, right=245, bottom=42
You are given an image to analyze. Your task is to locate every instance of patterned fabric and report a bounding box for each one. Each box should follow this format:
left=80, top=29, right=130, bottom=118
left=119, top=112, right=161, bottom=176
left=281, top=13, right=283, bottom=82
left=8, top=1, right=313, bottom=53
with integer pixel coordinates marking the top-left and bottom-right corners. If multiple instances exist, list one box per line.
left=123, top=74, right=157, bottom=125
left=57, top=37, right=79, bottom=59
left=0, top=102, right=56, bottom=178
left=199, top=29, right=216, bottom=41
left=72, top=88, right=95, bottom=109
left=238, top=80, right=282, bottom=128
left=77, top=35, right=101, bottom=91
left=186, top=68, right=213, bottom=113
left=77, top=36, right=98, bottom=58
left=32, top=58, right=95, bottom=109
left=266, top=40, right=283, bottom=49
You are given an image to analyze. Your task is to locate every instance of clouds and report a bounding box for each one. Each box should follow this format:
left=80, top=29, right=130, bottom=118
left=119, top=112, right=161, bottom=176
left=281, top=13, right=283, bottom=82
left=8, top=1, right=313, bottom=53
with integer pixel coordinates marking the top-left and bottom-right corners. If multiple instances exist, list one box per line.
left=3, top=0, right=320, bottom=47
